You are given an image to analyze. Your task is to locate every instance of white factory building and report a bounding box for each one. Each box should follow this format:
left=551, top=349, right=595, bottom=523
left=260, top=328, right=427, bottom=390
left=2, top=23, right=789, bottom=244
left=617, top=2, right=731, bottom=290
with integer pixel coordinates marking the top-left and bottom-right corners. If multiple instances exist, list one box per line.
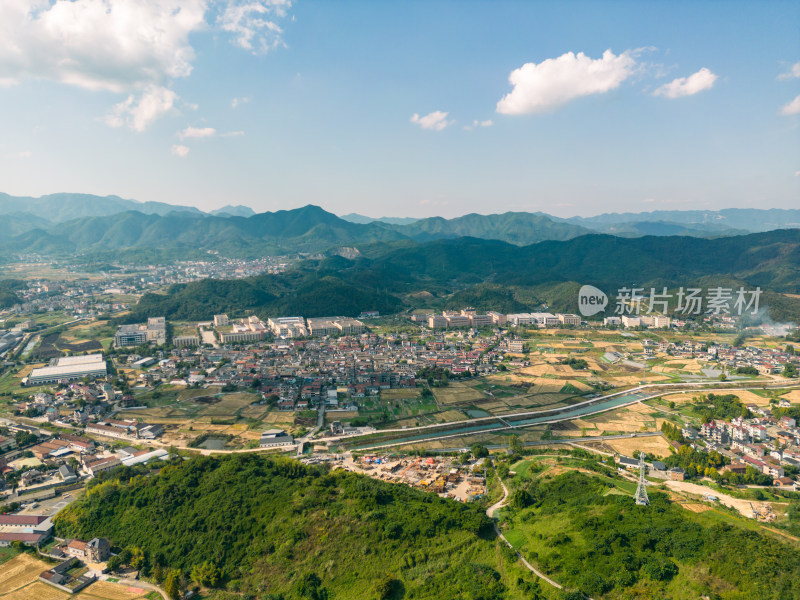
left=25, top=354, right=107, bottom=386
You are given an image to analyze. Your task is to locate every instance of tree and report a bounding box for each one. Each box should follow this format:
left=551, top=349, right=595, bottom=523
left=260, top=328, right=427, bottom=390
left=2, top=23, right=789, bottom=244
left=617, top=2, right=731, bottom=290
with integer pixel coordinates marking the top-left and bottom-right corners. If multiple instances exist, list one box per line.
left=106, top=555, right=123, bottom=572
left=510, top=489, right=533, bottom=509
left=471, top=444, right=489, bottom=459
left=509, top=435, right=523, bottom=455
left=164, top=569, right=182, bottom=600
left=294, top=573, right=328, bottom=600
left=129, top=546, right=146, bottom=570
left=190, top=561, right=220, bottom=588
left=14, top=430, right=37, bottom=447
left=375, top=575, right=399, bottom=600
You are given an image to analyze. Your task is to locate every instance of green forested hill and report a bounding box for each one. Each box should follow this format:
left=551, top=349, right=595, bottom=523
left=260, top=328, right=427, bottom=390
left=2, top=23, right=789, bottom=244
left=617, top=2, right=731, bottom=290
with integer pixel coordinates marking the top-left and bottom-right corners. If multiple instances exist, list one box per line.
left=54, top=454, right=529, bottom=599
left=53, top=454, right=800, bottom=600
left=10, top=202, right=794, bottom=259
left=0, top=205, right=406, bottom=257
left=394, top=212, right=592, bottom=245
left=124, top=229, right=800, bottom=322
left=0, top=279, right=24, bottom=309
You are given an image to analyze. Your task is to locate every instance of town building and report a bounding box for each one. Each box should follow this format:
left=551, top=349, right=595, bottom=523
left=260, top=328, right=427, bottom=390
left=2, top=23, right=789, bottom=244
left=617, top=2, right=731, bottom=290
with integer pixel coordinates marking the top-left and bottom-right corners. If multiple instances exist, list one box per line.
left=307, top=317, right=365, bottom=336
left=259, top=429, right=294, bottom=447
left=114, top=317, right=166, bottom=347
left=173, top=335, right=199, bottom=347
left=67, top=537, right=111, bottom=562
left=268, top=316, right=308, bottom=337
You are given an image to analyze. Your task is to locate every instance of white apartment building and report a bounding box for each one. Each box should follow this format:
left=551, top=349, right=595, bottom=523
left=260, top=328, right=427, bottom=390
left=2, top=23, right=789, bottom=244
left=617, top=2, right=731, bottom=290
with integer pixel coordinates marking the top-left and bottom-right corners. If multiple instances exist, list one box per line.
left=557, top=313, right=581, bottom=326
left=622, top=315, right=641, bottom=328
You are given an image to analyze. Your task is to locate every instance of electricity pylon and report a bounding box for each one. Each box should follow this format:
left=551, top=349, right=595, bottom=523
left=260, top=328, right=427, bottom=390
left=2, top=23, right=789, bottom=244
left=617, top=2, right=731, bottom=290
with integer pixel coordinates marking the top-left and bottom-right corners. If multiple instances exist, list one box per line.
left=634, top=453, right=650, bottom=506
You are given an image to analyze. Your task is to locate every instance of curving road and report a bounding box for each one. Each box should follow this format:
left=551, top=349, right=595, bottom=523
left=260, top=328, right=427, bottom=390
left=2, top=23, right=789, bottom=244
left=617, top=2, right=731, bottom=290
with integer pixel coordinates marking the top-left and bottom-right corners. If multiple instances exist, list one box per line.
left=488, top=477, right=593, bottom=599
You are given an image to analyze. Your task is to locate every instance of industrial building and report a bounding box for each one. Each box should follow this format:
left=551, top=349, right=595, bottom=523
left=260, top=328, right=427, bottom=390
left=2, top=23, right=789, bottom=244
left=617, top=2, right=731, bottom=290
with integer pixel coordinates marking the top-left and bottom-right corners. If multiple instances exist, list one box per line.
left=26, top=354, right=107, bottom=386
left=259, top=429, right=294, bottom=447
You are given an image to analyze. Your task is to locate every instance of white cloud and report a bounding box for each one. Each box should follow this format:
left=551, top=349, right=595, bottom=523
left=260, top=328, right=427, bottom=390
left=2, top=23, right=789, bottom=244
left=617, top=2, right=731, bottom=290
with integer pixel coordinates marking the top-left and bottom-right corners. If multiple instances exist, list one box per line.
left=231, top=96, right=252, bottom=108
left=3, top=150, right=31, bottom=159
left=778, top=62, right=800, bottom=80
left=219, top=0, right=292, bottom=53
left=221, top=130, right=245, bottom=136
left=653, top=67, right=717, bottom=98
left=496, top=50, right=636, bottom=115
left=781, top=94, right=800, bottom=116
left=0, top=0, right=206, bottom=93
left=463, top=119, right=494, bottom=131
left=0, top=1, right=293, bottom=130
left=410, top=111, right=453, bottom=131
left=102, top=86, right=177, bottom=132
left=171, top=144, right=190, bottom=157
left=180, top=126, right=217, bottom=139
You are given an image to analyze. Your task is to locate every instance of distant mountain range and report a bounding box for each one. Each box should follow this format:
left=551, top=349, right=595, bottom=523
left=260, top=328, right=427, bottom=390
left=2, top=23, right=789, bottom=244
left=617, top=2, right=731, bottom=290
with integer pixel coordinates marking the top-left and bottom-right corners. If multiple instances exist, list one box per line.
left=209, top=204, right=256, bottom=218
left=564, top=208, right=800, bottom=232
left=342, top=208, right=800, bottom=238
left=340, top=213, right=419, bottom=226
left=0, top=193, right=798, bottom=259
left=0, top=192, right=204, bottom=222
left=0, top=205, right=405, bottom=259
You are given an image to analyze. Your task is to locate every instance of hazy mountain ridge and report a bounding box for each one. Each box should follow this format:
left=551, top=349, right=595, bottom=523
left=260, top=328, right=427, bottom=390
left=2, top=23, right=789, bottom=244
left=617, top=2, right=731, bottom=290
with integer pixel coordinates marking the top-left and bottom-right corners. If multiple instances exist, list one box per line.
left=565, top=208, right=800, bottom=232
left=209, top=204, right=256, bottom=217
left=2, top=193, right=797, bottom=252
left=0, top=192, right=204, bottom=223
left=340, top=213, right=420, bottom=226
left=393, top=211, right=593, bottom=245
left=0, top=205, right=406, bottom=257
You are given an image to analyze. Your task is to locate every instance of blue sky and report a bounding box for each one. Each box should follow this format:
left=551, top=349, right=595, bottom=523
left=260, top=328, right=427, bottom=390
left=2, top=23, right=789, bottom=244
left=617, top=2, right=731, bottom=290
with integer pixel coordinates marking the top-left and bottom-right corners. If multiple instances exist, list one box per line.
left=0, top=0, right=798, bottom=218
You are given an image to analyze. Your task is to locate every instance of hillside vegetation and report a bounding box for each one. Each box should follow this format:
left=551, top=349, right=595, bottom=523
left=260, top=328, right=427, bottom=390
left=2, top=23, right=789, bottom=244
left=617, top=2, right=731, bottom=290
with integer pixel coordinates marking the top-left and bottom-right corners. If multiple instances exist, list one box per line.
left=53, top=454, right=800, bottom=599
left=0, top=279, right=24, bottom=309
left=502, top=469, right=800, bottom=599
left=54, top=455, right=530, bottom=599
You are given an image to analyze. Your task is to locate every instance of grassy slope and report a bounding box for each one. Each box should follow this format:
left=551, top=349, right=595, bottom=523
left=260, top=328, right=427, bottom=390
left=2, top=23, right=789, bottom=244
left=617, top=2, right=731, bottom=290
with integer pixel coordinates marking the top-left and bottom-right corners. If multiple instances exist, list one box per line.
left=499, top=463, right=800, bottom=600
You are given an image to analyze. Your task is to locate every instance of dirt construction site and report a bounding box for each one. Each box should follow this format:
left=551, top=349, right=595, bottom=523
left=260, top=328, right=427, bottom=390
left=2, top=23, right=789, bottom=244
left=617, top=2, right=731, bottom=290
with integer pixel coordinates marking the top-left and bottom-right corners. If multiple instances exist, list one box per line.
left=340, top=454, right=487, bottom=503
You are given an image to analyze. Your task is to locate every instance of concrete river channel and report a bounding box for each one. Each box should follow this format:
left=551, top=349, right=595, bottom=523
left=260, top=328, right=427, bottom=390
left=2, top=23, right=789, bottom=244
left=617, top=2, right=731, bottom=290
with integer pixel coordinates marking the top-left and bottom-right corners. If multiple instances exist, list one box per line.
left=348, top=391, right=649, bottom=450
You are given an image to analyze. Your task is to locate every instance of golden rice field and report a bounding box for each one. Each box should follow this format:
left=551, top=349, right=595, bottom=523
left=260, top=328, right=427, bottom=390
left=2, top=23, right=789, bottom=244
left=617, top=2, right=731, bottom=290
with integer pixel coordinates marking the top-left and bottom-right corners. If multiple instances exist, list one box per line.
left=781, top=389, right=800, bottom=403
left=0, top=554, right=51, bottom=594
left=601, top=435, right=674, bottom=458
